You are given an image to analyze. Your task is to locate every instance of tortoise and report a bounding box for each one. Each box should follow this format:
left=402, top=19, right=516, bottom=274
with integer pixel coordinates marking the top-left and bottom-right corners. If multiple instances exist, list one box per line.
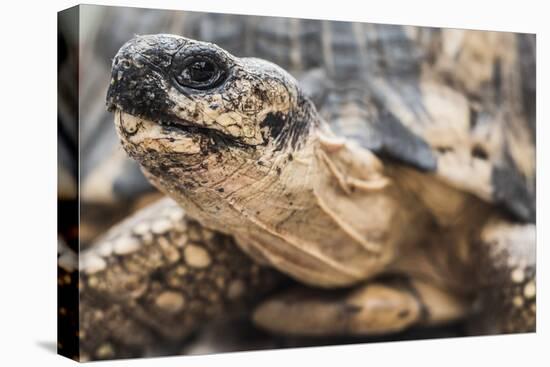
left=75, top=20, right=535, bottom=359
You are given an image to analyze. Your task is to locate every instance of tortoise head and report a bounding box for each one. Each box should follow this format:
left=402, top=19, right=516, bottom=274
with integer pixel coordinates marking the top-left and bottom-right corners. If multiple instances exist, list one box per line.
left=106, top=33, right=323, bottom=230
left=107, top=34, right=316, bottom=157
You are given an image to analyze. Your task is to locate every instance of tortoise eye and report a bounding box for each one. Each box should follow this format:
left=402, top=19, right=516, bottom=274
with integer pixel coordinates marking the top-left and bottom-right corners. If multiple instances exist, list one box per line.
left=175, top=56, right=226, bottom=90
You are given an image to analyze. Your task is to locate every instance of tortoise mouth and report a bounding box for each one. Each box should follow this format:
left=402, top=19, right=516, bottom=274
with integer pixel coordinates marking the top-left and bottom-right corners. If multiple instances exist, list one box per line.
left=157, top=116, right=241, bottom=144
left=112, top=106, right=250, bottom=149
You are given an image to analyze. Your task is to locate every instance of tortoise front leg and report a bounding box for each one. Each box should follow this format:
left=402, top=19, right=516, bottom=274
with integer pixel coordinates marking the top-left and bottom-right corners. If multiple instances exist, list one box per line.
left=74, top=197, right=282, bottom=360
left=253, top=278, right=467, bottom=337
left=470, top=218, right=536, bottom=334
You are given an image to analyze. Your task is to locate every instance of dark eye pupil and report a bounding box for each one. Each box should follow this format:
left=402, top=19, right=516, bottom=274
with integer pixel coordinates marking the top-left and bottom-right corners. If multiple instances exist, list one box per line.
left=185, top=61, right=215, bottom=82
left=174, top=56, right=226, bottom=90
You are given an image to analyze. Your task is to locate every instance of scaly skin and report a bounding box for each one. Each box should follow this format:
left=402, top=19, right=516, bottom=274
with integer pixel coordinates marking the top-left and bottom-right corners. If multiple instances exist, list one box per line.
left=75, top=197, right=282, bottom=360
left=106, top=34, right=535, bottom=337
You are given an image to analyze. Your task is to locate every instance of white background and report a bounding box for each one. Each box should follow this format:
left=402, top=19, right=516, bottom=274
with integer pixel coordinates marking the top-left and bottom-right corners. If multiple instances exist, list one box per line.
left=0, top=0, right=546, bottom=365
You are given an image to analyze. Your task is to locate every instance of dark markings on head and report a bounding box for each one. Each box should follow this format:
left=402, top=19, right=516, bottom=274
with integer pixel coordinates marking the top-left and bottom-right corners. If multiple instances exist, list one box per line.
left=259, top=93, right=316, bottom=152
left=260, top=112, right=286, bottom=140
left=107, top=54, right=175, bottom=123
left=106, top=36, right=186, bottom=122
left=284, top=94, right=316, bottom=150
